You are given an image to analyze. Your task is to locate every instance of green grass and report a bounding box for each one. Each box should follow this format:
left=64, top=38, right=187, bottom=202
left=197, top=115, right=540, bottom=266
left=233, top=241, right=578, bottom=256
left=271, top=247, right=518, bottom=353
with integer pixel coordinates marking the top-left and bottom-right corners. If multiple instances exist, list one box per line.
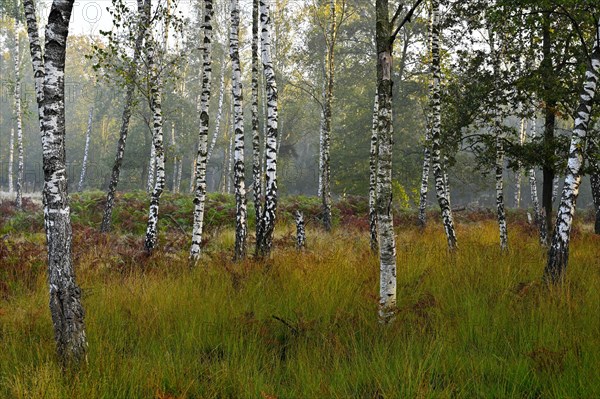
left=0, top=196, right=599, bottom=398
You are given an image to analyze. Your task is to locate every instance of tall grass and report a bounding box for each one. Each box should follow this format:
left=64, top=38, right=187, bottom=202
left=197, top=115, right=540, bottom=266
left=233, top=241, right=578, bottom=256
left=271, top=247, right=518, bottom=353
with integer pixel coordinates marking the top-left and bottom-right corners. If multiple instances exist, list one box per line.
left=0, top=215, right=599, bottom=397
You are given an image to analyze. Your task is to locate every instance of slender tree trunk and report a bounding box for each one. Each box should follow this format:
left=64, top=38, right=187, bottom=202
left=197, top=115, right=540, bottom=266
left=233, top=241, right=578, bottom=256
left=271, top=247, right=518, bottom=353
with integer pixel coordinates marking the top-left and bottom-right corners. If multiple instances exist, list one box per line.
left=255, top=0, right=279, bottom=257
left=514, top=118, right=527, bottom=208
left=541, top=13, right=556, bottom=233
left=528, top=117, right=548, bottom=245
left=317, top=80, right=325, bottom=198
left=171, top=122, right=178, bottom=192
left=295, top=210, right=305, bottom=250
left=591, top=174, right=600, bottom=234
left=78, top=107, right=93, bottom=192
left=430, top=0, right=457, bottom=251
left=552, top=176, right=559, bottom=203
left=24, top=0, right=88, bottom=366
left=147, top=141, right=156, bottom=193
left=369, top=94, right=379, bottom=252
left=101, top=0, right=147, bottom=232
left=544, top=28, right=600, bottom=283
left=144, top=28, right=166, bottom=254
left=321, top=0, right=335, bottom=232
left=227, top=124, right=234, bottom=194
left=207, top=64, right=226, bottom=164
left=375, top=0, right=397, bottom=323
left=13, top=21, right=24, bottom=209
left=230, top=0, right=248, bottom=260
left=190, top=0, right=214, bottom=263
left=8, top=127, right=14, bottom=194
left=252, top=0, right=262, bottom=239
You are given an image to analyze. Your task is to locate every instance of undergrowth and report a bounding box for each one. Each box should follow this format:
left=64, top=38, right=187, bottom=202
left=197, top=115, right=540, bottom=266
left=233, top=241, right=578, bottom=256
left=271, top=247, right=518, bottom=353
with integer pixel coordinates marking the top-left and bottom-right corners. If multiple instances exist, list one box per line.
left=0, top=193, right=598, bottom=398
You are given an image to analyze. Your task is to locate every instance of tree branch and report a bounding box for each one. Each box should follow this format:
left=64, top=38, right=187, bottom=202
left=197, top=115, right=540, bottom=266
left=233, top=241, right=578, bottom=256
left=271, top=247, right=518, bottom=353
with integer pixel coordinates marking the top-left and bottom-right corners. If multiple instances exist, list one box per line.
left=391, top=0, right=425, bottom=44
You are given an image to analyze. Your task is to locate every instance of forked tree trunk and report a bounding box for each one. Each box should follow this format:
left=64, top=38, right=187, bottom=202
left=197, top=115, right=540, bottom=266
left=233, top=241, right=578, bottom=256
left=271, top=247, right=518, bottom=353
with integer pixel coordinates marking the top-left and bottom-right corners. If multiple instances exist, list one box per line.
left=251, top=0, right=262, bottom=239
left=101, top=0, right=147, bottom=232
left=24, top=0, right=87, bottom=366
left=375, top=0, right=397, bottom=323
left=255, top=0, right=279, bottom=258
left=430, top=0, right=457, bottom=251
left=13, top=20, right=24, bottom=210
left=230, top=0, right=248, bottom=260
left=544, top=27, right=600, bottom=283
left=190, top=0, right=214, bottom=263
left=78, top=106, right=93, bottom=192
left=369, top=94, right=378, bottom=252
left=144, top=15, right=166, bottom=254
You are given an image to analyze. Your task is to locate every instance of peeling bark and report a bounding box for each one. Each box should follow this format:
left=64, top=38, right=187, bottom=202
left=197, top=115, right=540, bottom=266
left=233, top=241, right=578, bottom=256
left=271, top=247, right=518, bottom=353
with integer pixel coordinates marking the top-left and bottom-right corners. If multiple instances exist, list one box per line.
left=27, top=0, right=88, bottom=366
left=544, top=27, right=600, bottom=283
left=190, top=0, right=214, bottom=263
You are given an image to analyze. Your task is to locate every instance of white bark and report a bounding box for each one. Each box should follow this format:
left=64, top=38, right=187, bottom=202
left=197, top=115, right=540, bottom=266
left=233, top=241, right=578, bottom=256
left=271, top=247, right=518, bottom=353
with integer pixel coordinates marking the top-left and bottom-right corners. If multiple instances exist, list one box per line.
left=255, top=0, right=279, bottom=257
left=8, top=127, right=14, bottom=194
left=78, top=107, right=93, bottom=192
left=230, top=0, right=248, bottom=260
left=544, top=26, right=600, bottom=283
left=514, top=118, right=527, bottom=208
left=251, top=0, right=262, bottom=239
left=528, top=117, right=547, bottom=245
left=147, top=140, right=156, bottom=193
left=207, top=64, right=226, bottom=164
left=13, top=21, right=25, bottom=209
left=25, top=0, right=88, bottom=366
left=190, top=0, right=214, bottom=262
left=369, top=94, right=378, bottom=252
left=430, top=0, right=457, bottom=251
left=295, top=210, right=306, bottom=250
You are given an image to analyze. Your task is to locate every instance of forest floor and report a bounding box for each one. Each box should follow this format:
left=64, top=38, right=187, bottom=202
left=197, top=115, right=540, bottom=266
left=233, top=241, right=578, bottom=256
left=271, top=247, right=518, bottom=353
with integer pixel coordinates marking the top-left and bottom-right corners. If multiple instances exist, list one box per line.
left=0, top=192, right=598, bottom=398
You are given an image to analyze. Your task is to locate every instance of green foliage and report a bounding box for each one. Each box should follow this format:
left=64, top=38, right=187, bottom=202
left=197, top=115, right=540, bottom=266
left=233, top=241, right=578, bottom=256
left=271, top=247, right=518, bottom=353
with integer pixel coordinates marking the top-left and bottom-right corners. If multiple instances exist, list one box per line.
left=0, top=219, right=598, bottom=397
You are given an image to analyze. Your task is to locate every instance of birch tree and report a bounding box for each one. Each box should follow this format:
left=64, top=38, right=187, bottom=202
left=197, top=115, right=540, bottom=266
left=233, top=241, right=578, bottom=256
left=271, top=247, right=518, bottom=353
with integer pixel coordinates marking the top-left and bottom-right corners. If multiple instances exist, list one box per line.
left=255, top=0, right=280, bottom=257
left=430, top=0, right=457, bottom=251
left=190, top=0, right=214, bottom=263
left=8, top=127, right=14, bottom=193
left=23, top=0, right=87, bottom=366
left=592, top=173, right=600, bottom=234
left=77, top=107, right=93, bottom=192
left=528, top=117, right=548, bottom=245
left=514, top=118, right=527, bottom=208
left=544, top=22, right=600, bottom=283
left=369, top=94, right=378, bottom=252
left=100, top=0, right=148, bottom=232
left=12, top=12, right=24, bottom=209
left=251, top=0, right=262, bottom=239
left=230, top=0, right=247, bottom=260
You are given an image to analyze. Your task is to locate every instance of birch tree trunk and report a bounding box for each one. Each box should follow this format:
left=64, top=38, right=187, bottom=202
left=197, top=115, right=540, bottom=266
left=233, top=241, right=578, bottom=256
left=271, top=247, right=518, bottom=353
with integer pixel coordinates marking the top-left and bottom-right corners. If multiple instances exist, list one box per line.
left=369, top=94, right=379, bottom=252
left=375, top=0, right=396, bottom=323
left=8, top=127, right=14, bottom=194
left=552, top=176, right=559, bottom=203
left=143, top=1, right=166, bottom=254
left=24, top=0, right=88, bottom=366
left=514, top=118, right=527, bottom=208
left=591, top=174, right=600, bottom=234
left=227, top=115, right=234, bottom=194
left=78, top=107, right=93, bottom=192
left=207, top=64, right=226, bottom=164
left=101, top=0, right=147, bottom=232
left=320, top=0, right=335, bottom=232
left=430, top=0, right=457, bottom=251
left=13, top=20, right=25, bottom=210
left=252, top=0, right=262, bottom=239
left=295, top=210, right=305, bottom=250
left=544, top=28, right=600, bottom=283
left=255, top=0, right=279, bottom=257
left=190, top=0, right=214, bottom=263
left=147, top=142, right=156, bottom=193
left=171, top=123, right=178, bottom=192
left=230, top=0, right=248, bottom=260
left=528, top=117, right=548, bottom=245
left=490, top=32, right=508, bottom=251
